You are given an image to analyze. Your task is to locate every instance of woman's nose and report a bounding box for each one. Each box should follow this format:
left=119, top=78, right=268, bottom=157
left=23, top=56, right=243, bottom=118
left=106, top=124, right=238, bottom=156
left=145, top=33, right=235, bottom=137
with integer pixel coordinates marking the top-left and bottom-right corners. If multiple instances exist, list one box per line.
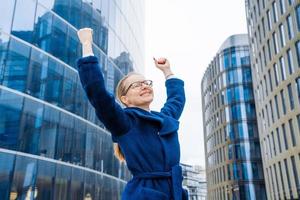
left=140, top=84, right=147, bottom=89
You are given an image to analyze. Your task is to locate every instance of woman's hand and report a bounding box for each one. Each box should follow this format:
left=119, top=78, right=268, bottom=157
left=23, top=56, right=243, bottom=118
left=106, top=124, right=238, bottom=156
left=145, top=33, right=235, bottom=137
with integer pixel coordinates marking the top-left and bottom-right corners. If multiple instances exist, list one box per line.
left=77, top=28, right=94, bottom=57
left=153, top=57, right=174, bottom=79
left=77, top=28, right=93, bottom=45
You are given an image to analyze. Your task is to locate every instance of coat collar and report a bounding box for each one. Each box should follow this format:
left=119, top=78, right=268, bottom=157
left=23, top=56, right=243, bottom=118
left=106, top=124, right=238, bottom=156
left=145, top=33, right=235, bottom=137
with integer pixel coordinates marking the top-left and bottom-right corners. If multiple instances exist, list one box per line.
left=125, top=107, right=179, bottom=136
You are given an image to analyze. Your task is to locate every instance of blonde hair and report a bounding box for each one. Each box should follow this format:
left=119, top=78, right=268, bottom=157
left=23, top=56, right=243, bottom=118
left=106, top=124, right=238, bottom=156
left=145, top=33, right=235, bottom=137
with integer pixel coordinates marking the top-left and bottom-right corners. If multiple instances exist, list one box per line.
left=114, top=72, right=140, bottom=162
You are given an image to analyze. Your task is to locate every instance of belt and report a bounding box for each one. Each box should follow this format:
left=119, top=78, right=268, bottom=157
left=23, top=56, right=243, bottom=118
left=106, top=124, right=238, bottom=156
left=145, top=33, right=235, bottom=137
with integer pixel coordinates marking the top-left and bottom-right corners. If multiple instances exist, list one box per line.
left=133, top=165, right=183, bottom=200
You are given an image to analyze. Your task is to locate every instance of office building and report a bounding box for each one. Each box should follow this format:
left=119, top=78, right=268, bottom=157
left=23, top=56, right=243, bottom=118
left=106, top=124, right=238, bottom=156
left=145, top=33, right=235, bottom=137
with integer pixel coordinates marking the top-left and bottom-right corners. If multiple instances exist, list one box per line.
left=201, top=34, right=266, bottom=200
left=181, top=163, right=207, bottom=200
left=245, top=0, right=300, bottom=199
left=0, top=0, right=144, bottom=199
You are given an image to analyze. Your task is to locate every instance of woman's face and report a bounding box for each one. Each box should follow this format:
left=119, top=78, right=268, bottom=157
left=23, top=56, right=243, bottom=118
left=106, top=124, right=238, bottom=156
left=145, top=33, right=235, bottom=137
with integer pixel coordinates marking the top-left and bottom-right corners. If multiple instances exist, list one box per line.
left=121, top=74, right=154, bottom=108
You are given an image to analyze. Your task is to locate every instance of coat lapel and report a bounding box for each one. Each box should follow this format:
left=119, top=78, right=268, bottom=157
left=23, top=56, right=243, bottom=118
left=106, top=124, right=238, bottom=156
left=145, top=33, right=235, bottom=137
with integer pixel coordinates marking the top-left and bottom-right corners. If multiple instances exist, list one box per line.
left=125, top=108, right=179, bottom=136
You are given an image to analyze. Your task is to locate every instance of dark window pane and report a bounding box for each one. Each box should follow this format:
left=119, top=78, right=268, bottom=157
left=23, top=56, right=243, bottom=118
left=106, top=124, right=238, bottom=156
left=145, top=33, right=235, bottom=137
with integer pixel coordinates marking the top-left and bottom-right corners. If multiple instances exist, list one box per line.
left=11, top=156, right=38, bottom=199
left=34, top=4, right=53, bottom=52
left=296, top=5, right=300, bottom=31
left=287, top=84, right=294, bottom=110
left=39, top=106, right=59, bottom=158
left=19, top=98, right=44, bottom=155
left=3, top=38, right=31, bottom=92
left=296, top=41, right=300, bottom=67
left=0, top=152, right=15, bottom=199
left=70, top=167, right=84, bottom=200
left=36, top=160, right=55, bottom=200
left=54, top=164, right=71, bottom=200
left=0, top=89, right=24, bottom=150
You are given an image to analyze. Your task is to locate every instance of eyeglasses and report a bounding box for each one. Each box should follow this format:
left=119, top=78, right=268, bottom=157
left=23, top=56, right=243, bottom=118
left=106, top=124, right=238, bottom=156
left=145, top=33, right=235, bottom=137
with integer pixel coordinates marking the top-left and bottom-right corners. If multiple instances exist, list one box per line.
left=123, top=80, right=153, bottom=95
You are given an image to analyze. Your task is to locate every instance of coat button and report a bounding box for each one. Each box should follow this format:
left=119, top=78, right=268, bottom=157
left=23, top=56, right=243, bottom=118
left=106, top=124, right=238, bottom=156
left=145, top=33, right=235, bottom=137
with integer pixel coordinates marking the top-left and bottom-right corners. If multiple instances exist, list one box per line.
left=158, top=132, right=160, bottom=135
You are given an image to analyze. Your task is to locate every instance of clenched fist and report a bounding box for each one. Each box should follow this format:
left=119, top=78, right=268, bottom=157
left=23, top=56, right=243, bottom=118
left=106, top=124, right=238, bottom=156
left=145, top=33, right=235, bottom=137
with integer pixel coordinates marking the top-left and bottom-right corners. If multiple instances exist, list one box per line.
left=153, top=57, right=174, bottom=79
left=77, top=28, right=93, bottom=45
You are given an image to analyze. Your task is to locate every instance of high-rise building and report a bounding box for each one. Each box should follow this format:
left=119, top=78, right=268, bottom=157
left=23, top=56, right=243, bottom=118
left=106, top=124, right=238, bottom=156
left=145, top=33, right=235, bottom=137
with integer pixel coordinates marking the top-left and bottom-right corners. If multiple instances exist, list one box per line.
left=201, top=34, right=266, bottom=200
left=181, top=163, right=207, bottom=200
left=0, top=0, right=144, bottom=199
left=245, top=0, right=300, bottom=199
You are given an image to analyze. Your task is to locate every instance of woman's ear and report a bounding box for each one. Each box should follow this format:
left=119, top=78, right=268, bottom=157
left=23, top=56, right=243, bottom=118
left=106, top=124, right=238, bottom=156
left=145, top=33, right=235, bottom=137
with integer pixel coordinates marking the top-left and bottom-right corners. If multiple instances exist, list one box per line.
left=120, top=96, right=128, bottom=106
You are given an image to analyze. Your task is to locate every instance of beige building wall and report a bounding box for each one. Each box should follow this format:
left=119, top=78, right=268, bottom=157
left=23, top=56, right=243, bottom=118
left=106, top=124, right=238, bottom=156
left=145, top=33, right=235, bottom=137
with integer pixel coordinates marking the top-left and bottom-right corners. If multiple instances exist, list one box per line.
left=246, top=0, right=300, bottom=199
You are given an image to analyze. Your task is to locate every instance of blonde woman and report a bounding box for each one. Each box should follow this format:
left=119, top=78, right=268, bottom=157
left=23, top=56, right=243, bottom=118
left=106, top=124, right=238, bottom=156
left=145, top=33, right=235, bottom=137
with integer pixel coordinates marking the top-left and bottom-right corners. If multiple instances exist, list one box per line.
left=77, top=28, right=187, bottom=200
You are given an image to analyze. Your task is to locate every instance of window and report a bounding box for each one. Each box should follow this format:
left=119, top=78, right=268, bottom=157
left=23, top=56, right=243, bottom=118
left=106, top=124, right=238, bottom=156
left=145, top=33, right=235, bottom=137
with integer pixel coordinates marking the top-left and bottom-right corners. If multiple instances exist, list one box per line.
left=36, top=160, right=56, bottom=200
left=286, top=15, right=294, bottom=40
left=0, top=0, right=16, bottom=34
left=270, top=100, right=274, bottom=123
left=54, top=164, right=71, bottom=200
left=268, top=69, right=273, bottom=92
left=267, top=10, right=272, bottom=30
left=11, top=156, right=38, bottom=199
left=271, top=131, right=276, bottom=156
left=279, top=56, right=286, bottom=81
left=282, top=124, right=288, bottom=150
left=253, top=6, right=257, bottom=22
left=287, top=49, right=294, bottom=74
left=279, top=0, right=286, bottom=14
left=262, top=17, right=266, bottom=38
left=11, top=0, right=37, bottom=43
left=297, top=114, right=300, bottom=132
left=264, top=75, right=268, bottom=96
left=276, top=128, right=282, bottom=153
left=296, top=77, right=300, bottom=104
left=291, top=156, right=300, bottom=193
left=284, top=159, right=292, bottom=197
left=275, top=95, right=280, bottom=119
left=278, top=162, right=285, bottom=196
left=280, top=90, right=286, bottom=115
left=279, top=24, right=286, bottom=47
left=257, top=0, right=261, bottom=16
left=272, top=1, right=278, bottom=23
left=287, top=84, right=294, bottom=110
left=273, top=164, right=280, bottom=198
left=265, top=104, right=270, bottom=127
left=296, top=40, right=300, bottom=66
left=0, top=153, right=15, bottom=199
left=273, top=63, right=279, bottom=86
left=288, top=0, right=295, bottom=5
left=267, top=39, right=272, bottom=61
left=258, top=25, right=262, bottom=42
left=272, top=32, right=279, bottom=54
left=296, top=5, right=300, bottom=31
left=288, top=119, right=296, bottom=146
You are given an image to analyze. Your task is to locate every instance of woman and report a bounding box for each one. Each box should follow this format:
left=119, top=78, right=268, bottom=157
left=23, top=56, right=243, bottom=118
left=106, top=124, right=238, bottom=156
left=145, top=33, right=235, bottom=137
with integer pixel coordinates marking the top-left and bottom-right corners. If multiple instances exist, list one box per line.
left=77, top=28, right=188, bottom=200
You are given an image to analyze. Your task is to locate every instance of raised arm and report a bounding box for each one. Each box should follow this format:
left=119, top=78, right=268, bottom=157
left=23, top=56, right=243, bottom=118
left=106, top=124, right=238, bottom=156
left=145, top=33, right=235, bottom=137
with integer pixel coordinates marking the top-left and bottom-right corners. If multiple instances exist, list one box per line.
left=77, top=28, right=131, bottom=136
left=154, top=58, right=186, bottom=119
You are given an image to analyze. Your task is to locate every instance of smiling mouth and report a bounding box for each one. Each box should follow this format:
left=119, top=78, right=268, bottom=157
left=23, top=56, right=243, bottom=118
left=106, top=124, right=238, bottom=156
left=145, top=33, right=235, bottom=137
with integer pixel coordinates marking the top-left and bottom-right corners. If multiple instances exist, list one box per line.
left=140, top=90, right=151, bottom=96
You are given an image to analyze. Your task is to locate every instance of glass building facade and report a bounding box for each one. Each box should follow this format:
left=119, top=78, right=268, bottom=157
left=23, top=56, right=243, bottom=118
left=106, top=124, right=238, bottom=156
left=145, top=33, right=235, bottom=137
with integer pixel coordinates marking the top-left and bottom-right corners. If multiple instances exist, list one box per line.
left=246, top=0, right=300, bottom=199
left=201, top=34, right=266, bottom=200
left=0, top=0, right=144, bottom=199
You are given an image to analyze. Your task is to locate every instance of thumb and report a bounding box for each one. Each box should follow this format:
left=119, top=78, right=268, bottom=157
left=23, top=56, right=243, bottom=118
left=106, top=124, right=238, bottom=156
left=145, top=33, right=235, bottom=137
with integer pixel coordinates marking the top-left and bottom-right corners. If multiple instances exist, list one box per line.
left=153, top=57, right=158, bottom=65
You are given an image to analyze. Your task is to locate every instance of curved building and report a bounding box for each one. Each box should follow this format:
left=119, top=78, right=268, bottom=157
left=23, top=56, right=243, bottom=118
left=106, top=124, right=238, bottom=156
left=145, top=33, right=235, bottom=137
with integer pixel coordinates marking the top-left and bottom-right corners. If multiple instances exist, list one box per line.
left=246, top=0, right=300, bottom=199
left=0, top=0, right=144, bottom=199
left=201, top=34, right=266, bottom=200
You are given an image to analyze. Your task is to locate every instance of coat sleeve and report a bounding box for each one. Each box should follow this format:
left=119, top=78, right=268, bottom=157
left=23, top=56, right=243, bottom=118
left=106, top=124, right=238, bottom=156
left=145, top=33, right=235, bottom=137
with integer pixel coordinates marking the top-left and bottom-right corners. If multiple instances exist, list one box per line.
left=160, top=78, right=186, bottom=120
left=77, top=56, right=132, bottom=136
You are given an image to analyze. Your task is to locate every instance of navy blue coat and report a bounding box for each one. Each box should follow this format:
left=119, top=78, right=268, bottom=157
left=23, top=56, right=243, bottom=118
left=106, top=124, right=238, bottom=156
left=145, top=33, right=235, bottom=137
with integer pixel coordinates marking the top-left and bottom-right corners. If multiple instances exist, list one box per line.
left=77, top=56, right=188, bottom=200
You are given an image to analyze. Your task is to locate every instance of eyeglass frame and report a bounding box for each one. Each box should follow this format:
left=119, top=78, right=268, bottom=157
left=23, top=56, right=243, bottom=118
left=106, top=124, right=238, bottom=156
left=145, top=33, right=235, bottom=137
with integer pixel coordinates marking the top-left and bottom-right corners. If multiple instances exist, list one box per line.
left=123, top=80, right=153, bottom=96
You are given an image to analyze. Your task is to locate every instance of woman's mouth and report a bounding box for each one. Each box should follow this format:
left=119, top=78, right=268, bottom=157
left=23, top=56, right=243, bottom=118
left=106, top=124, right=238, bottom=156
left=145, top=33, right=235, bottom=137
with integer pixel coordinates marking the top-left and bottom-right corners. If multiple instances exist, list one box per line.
left=140, top=90, right=151, bottom=96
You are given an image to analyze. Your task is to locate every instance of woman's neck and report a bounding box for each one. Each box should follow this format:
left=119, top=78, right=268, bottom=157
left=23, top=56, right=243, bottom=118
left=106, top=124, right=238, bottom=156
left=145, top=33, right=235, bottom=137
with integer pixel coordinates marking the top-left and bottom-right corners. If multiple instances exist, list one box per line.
left=128, top=105, right=150, bottom=112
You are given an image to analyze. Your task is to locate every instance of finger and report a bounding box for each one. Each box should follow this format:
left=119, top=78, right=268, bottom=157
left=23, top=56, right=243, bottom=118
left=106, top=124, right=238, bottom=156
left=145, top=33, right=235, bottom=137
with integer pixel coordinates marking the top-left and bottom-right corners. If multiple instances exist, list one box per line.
left=153, top=57, right=158, bottom=65
left=157, top=58, right=166, bottom=64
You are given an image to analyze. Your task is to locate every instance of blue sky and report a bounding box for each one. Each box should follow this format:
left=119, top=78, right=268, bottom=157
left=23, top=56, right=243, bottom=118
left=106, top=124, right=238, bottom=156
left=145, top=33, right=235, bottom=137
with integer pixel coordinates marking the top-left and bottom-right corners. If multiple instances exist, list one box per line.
left=145, top=0, right=248, bottom=167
